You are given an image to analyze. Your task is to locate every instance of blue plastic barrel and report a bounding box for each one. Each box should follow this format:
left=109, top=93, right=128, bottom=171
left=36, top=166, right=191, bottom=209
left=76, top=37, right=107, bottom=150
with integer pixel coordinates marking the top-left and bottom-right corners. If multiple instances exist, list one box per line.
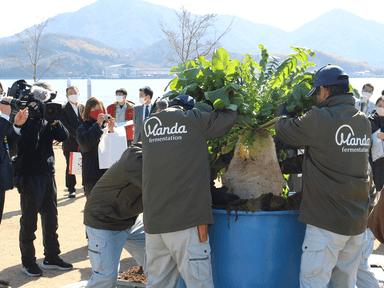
left=208, top=209, right=306, bottom=287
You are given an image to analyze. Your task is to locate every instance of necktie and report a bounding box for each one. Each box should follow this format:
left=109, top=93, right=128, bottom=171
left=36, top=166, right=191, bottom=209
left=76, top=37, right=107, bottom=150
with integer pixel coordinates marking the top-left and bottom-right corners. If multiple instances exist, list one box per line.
left=145, top=105, right=149, bottom=118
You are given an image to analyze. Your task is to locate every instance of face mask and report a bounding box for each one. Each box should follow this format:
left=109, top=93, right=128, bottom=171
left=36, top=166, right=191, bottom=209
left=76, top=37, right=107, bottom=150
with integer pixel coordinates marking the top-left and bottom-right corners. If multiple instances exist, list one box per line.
left=362, top=91, right=372, bottom=100
left=377, top=107, right=384, bottom=116
left=89, top=110, right=103, bottom=120
left=116, top=95, right=124, bottom=103
left=68, top=94, right=78, bottom=104
left=139, top=97, right=145, bottom=105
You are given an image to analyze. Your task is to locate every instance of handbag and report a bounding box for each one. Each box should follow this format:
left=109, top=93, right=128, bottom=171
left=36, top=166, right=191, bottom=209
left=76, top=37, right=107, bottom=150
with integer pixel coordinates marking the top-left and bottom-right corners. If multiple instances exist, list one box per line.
left=367, top=187, right=384, bottom=243
left=69, top=151, right=82, bottom=175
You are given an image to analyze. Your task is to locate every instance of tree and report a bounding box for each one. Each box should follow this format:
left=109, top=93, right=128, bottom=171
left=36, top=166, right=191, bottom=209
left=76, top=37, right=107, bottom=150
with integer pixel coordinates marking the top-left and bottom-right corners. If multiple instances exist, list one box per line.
left=159, top=6, right=232, bottom=64
left=9, top=19, right=60, bottom=82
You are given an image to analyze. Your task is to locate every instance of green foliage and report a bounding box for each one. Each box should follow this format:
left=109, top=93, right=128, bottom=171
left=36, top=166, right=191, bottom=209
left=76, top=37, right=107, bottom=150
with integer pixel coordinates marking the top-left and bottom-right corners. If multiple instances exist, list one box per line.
left=164, top=46, right=316, bottom=178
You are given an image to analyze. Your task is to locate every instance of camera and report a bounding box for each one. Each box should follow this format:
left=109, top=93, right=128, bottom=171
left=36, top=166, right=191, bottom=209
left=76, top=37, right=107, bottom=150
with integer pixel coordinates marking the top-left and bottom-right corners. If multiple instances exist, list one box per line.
left=7, top=79, right=62, bottom=121
left=103, top=114, right=111, bottom=121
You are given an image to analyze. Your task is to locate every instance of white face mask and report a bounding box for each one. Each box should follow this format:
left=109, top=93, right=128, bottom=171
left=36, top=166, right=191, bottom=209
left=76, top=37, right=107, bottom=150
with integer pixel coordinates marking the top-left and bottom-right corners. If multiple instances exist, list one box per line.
left=377, top=107, right=384, bottom=116
left=116, top=95, right=124, bottom=103
left=139, top=97, right=145, bottom=105
left=68, top=94, right=78, bottom=104
left=362, top=91, right=372, bottom=100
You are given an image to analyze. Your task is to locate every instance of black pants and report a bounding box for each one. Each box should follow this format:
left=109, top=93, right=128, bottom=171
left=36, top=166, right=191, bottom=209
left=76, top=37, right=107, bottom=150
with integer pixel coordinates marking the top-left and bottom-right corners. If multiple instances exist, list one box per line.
left=0, top=190, right=4, bottom=224
left=84, top=182, right=97, bottom=199
left=15, top=175, right=60, bottom=266
left=63, top=151, right=76, bottom=192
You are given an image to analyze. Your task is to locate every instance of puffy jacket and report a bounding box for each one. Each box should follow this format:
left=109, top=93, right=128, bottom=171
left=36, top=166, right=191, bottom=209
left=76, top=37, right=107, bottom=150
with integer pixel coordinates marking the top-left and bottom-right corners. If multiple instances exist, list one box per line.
left=276, top=93, right=371, bottom=236
left=76, top=120, right=107, bottom=184
left=84, top=144, right=143, bottom=231
left=142, top=106, right=237, bottom=234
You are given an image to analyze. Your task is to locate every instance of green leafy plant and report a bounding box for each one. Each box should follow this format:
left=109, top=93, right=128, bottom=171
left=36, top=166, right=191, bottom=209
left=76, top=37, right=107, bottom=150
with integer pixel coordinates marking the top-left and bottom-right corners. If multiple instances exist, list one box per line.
left=164, top=45, right=316, bottom=178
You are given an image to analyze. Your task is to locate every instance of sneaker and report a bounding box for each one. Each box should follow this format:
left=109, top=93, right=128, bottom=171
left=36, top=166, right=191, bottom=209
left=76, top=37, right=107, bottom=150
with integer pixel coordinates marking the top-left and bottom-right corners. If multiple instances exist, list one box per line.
left=22, top=263, right=43, bottom=277
left=41, top=257, right=73, bottom=271
left=68, top=191, right=76, bottom=198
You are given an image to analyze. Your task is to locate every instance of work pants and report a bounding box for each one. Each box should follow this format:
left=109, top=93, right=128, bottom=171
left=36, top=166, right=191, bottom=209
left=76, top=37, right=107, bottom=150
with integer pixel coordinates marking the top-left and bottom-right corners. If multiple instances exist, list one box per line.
left=85, top=215, right=146, bottom=288
left=356, top=228, right=380, bottom=288
left=63, top=150, right=77, bottom=192
left=146, top=226, right=214, bottom=288
left=15, top=175, right=60, bottom=266
left=300, top=224, right=365, bottom=288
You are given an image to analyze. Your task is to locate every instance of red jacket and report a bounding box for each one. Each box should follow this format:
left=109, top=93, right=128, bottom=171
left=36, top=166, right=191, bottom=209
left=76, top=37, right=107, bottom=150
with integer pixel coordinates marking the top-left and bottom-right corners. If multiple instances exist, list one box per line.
left=107, top=100, right=135, bottom=141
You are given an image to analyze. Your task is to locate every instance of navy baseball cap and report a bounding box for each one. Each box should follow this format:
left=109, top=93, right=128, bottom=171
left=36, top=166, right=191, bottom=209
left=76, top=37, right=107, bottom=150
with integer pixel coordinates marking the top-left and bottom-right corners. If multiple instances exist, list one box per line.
left=305, top=65, right=349, bottom=98
left=169, top=95, right=196, bottom=110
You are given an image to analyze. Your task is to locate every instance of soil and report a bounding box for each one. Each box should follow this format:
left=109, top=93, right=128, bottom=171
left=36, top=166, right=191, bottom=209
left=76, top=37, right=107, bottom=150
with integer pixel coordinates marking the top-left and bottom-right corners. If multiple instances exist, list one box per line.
left=118, top=266, right=146, bottom=284
left=212, top=191, right=302, bottom=214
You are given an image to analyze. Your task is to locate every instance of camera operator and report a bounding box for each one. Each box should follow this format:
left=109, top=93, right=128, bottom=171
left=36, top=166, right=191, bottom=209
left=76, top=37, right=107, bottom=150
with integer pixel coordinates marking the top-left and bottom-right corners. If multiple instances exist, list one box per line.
left=0, top=96, right=28, bottom=224
left=12, top=81, right=73, bottom=277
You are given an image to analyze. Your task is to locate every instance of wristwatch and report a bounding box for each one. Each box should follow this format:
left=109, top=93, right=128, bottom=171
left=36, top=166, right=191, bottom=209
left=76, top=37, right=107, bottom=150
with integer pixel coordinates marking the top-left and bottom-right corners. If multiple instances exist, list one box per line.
left=14, top=123, right=23, bottom=128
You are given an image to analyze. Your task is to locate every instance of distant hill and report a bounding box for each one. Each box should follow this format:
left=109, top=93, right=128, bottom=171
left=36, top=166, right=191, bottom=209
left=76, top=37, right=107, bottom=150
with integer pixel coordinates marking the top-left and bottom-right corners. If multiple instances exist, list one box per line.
left=1, top=1, right=383, bottom=78
left=283, top=9, right=384, bottom=68
left=9, top=0, right=381, bottom=68
left=0, top=32, right=379, bottom=79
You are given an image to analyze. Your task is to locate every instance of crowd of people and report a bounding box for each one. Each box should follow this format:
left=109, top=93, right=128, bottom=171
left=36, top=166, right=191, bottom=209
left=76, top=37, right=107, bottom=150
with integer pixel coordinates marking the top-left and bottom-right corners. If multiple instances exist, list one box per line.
left=1, top=69, right=384, bottom=288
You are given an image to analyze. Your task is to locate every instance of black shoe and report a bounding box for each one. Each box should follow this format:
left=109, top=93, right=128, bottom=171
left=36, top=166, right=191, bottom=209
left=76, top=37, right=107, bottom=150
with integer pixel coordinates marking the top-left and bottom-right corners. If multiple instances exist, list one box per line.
left=41, top=257, right=73, bottom=271
left=68, top=191, right=76, bottom=198
left=22, top=263, right=43, bottom=277
left=0, top=280, right=9, bottom=286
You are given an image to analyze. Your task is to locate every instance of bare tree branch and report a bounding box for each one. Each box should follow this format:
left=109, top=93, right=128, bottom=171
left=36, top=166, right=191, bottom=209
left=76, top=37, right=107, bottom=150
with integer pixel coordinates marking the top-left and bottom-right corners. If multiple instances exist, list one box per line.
left=8, top=19, right=60, bottom=82
left=159, top=6, right=233, bottom=64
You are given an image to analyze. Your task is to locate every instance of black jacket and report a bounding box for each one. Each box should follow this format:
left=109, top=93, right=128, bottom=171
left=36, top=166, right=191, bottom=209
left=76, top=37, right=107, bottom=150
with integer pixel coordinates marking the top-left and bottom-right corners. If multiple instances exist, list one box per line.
left=0, top=117, right=20, bottom=191
left=60, top=102, right=84, bottom=152
left=76, top=119, right=107, bottom=184
left=14, top=117, right=69, bottom=176
left=368, top=112, right=384, bottom=191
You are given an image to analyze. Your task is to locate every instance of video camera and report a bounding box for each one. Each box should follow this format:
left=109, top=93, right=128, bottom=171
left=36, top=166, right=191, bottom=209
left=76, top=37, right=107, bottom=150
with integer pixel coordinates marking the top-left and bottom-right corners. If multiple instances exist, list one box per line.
left=5, top=79, right=61, bottom=121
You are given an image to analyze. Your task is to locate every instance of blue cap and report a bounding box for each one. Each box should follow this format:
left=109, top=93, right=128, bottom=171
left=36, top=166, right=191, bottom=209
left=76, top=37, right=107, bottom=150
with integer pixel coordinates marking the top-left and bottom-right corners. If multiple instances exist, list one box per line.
left=305, top=65, right=349, bottom=98
left=169, top=95, right=196, bottom=110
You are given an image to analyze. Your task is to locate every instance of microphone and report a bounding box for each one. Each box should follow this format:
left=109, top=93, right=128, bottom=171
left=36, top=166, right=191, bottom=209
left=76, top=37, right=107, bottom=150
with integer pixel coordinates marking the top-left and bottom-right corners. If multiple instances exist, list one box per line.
left=30, top=86, right=52, bottom=103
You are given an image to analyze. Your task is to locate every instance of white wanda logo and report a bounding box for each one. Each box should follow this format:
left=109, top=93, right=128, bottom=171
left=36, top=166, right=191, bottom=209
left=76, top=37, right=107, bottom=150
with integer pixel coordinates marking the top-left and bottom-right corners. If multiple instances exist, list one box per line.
left=335, top=124, right=370, bottom=153
left=144, top=116, right=187, bottom=143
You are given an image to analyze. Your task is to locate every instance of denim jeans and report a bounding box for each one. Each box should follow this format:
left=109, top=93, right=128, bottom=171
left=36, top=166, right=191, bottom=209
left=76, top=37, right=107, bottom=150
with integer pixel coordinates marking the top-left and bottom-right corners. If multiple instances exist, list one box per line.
left=85, top=215, right=145, bottom=288
left=356, top=228, right=380, bottom=288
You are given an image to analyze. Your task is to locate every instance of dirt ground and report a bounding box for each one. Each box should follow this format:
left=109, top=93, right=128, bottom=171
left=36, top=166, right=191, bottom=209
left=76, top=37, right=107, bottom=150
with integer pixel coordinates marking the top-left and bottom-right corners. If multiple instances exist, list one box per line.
left=0, top=145, right=138, bottom=288
left=1, top=145, right=384, bottom=287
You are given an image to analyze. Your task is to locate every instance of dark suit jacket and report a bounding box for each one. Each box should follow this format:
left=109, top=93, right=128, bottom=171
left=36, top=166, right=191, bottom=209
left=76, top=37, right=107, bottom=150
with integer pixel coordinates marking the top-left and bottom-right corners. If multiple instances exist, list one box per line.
left=0, top=117, right=19, bottom=191
left=132, top=98, right=159, bottom=144
left=60, top=102, right=84, bottom=152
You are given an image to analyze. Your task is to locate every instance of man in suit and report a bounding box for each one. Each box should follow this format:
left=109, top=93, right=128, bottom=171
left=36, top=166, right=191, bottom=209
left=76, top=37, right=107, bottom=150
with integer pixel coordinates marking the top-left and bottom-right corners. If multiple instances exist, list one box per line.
left=60, top=86, right=84, bottom=198
left=133, top=86, right=154, bottom=144
left=0, top=96, right=28, bottom=223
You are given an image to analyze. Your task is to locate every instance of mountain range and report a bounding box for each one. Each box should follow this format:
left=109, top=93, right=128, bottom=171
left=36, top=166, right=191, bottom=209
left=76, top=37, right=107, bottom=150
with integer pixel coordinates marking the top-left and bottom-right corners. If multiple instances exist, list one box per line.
left=0, top=0, right=383, bottom=78
left=40, top=0, right=384, bottom=68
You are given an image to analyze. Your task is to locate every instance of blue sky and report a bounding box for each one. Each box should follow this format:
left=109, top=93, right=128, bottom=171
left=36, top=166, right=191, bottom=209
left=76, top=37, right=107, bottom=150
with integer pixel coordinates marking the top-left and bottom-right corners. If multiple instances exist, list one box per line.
left=2, top=0, right=383, bottom=38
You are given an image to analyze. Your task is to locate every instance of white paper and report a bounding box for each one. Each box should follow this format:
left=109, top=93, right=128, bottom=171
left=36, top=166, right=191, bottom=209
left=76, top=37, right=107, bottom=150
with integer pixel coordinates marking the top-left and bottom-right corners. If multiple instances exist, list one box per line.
left=371, top=129, right=384, bottom=162
left=98, top=126, right=128, bottom=169
left=115, top=120, right=133, bottom=128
